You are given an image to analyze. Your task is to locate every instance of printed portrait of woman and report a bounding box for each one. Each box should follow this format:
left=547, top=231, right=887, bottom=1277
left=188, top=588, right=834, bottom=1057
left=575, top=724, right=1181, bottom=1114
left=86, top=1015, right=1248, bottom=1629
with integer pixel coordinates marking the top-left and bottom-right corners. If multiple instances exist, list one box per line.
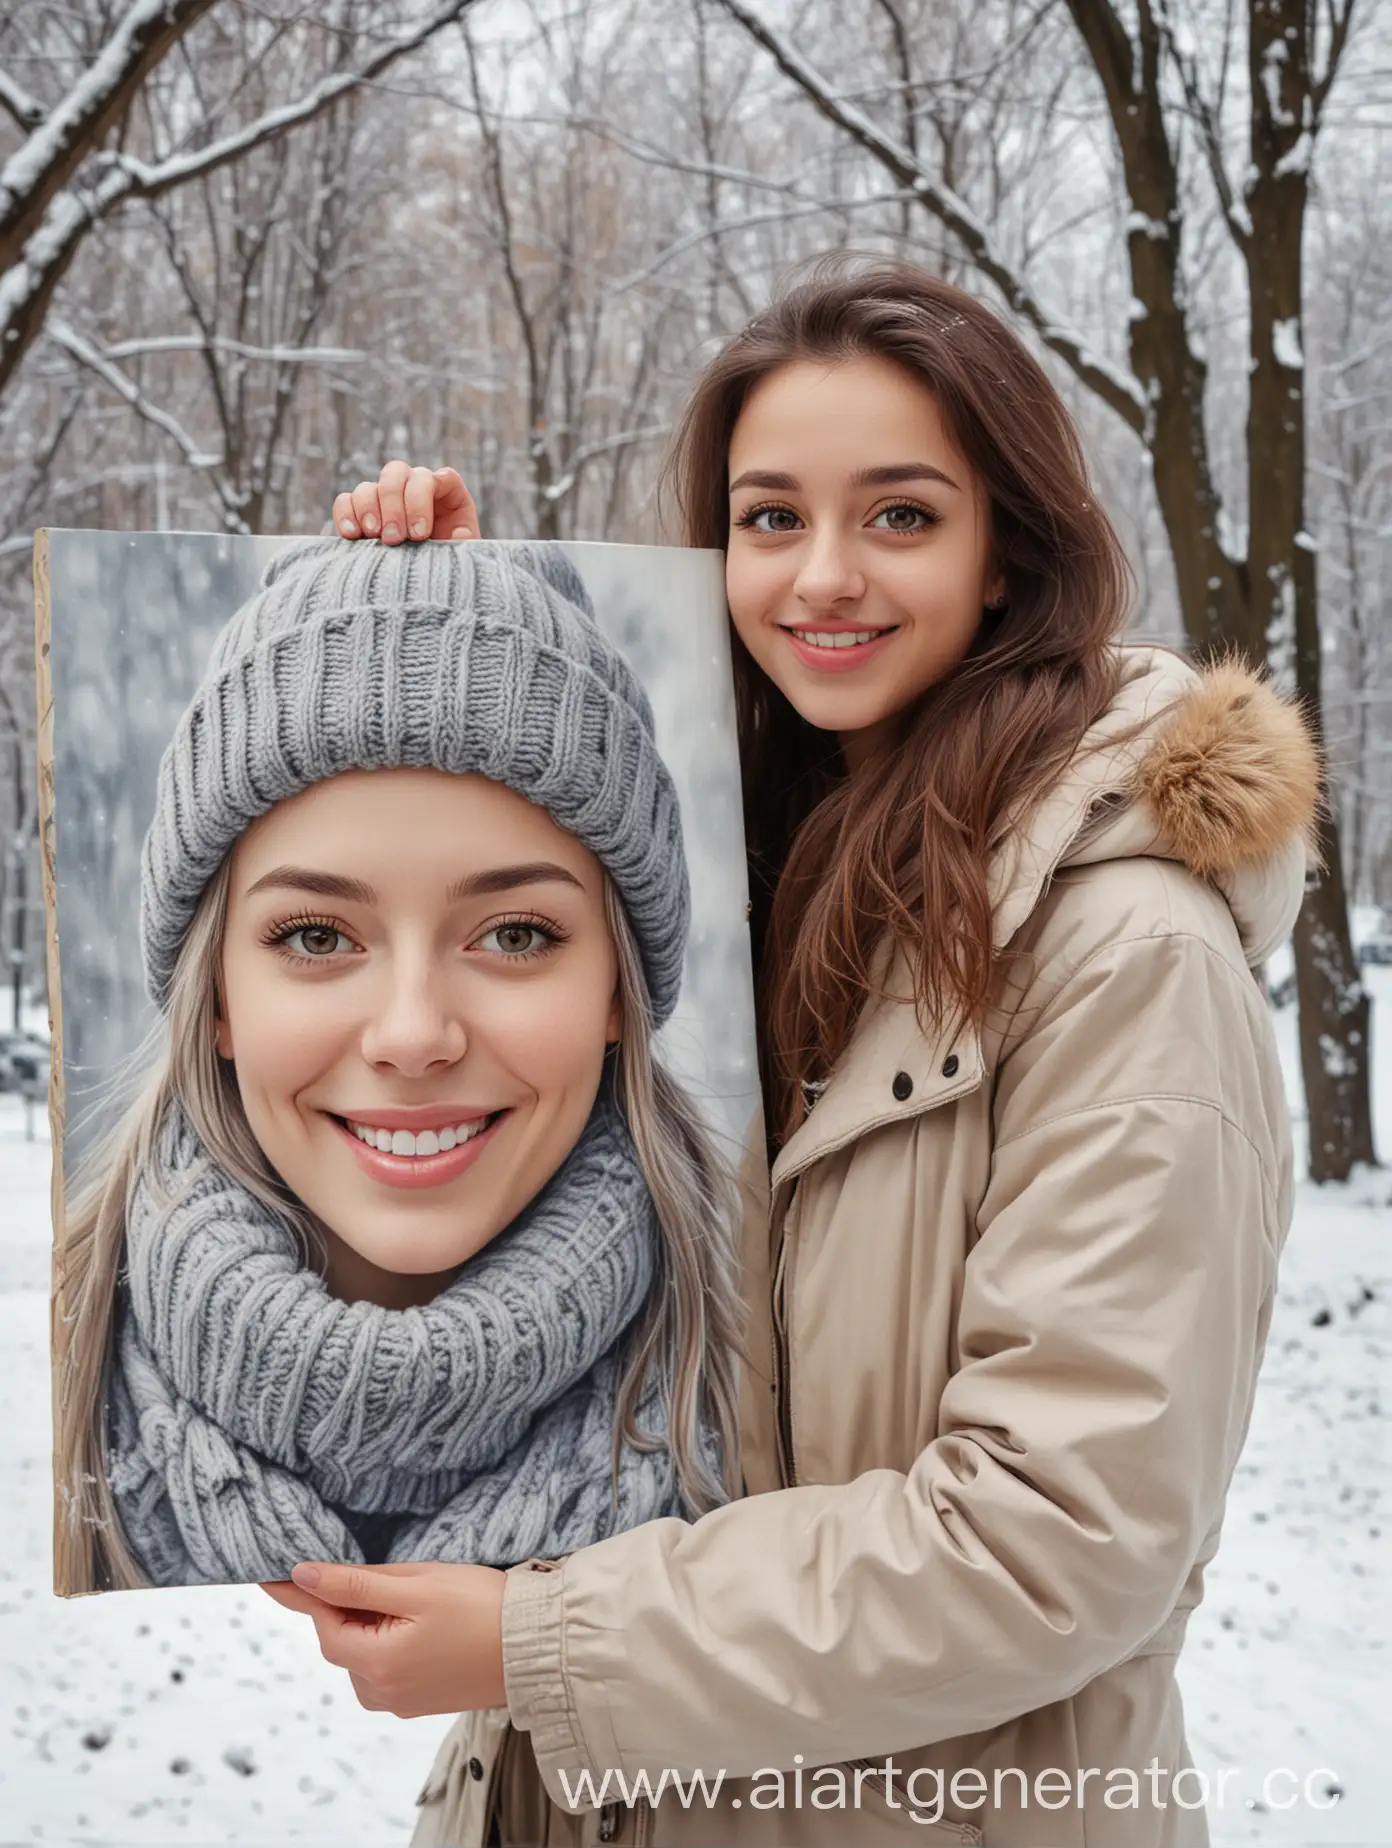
left=36, top=532, right=758, bottom=1596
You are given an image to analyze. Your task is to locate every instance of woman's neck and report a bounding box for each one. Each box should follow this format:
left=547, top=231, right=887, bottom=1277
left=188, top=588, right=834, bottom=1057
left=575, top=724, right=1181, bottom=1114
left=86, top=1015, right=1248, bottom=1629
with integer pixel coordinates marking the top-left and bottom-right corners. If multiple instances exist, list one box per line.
left=837, top=718, right=894, bottom=776
left=319, top=1225, right=460, bottom=1309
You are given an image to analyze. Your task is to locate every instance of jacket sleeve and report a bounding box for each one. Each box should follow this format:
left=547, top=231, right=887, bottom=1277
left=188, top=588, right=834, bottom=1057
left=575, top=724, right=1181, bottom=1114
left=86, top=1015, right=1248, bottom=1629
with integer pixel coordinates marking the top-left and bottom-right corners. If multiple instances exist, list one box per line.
left=502, top=925, right=1287, bottom=1803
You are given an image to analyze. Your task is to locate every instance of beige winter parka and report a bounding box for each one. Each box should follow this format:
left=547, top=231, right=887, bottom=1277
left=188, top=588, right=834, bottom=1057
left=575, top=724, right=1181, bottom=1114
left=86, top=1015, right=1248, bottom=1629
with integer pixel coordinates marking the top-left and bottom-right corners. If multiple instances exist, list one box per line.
left=412, top=646, right=1319, bottom=1848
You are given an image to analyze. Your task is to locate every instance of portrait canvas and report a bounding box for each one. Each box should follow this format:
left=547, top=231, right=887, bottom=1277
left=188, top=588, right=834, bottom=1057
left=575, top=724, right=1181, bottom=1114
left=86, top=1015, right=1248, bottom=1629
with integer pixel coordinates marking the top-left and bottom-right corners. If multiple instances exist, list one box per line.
left=35, top=528, right=760, bottom=1597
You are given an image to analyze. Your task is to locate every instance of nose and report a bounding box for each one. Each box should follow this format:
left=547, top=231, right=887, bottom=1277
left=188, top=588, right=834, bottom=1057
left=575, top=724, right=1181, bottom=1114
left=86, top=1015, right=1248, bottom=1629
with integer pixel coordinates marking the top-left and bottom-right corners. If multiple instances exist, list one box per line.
left=359, top=954, right=467, bottom=1077
left=793, top=523, right=865, bottom=610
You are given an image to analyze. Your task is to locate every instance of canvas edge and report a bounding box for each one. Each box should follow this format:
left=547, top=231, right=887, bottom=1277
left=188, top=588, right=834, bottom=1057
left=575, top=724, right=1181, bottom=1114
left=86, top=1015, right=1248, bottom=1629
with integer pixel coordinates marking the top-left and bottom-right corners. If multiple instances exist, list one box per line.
left=34, top=529, right=81, bottom=1599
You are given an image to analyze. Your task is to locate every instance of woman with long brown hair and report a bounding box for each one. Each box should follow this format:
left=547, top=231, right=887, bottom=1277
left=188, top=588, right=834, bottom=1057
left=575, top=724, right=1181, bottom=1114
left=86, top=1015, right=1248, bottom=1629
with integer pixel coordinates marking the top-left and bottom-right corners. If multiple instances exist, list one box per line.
left=268, top=254, right=1319, bottom=1848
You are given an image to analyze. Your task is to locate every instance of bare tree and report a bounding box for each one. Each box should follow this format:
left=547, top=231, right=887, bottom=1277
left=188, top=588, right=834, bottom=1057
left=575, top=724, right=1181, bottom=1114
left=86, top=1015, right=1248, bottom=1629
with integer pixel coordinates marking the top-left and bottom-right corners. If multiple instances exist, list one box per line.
left=0, top=0, right=483, bottom=407
left=43, top=10, right=388, bottom=533
left=447, top=2, right=681, bottom=539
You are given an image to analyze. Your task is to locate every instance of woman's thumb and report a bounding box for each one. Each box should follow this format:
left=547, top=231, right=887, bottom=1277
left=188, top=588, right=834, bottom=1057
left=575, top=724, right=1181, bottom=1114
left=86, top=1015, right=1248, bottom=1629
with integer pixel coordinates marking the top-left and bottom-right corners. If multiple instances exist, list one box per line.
left=290, top=1560, right=422, bottom=1615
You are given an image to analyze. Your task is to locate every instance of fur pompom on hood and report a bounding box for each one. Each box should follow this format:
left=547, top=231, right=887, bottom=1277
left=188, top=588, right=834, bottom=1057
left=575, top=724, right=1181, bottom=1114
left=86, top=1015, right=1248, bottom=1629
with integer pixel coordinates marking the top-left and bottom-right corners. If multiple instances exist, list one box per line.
left=992, top=646, right=1322, bottom=969
left=1133, top=657, right=1321, bottom=880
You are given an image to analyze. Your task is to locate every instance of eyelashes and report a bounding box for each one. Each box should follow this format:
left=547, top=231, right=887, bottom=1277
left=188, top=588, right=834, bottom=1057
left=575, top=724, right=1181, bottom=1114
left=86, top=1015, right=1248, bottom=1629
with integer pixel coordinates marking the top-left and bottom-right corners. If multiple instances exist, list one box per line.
left=260, top=913, right=354, bottom=963
left=258, top=910, right=572, bottom=966
left=473, top=914, right=572, bottom=960
left=732, top=499, right=943, bottom=533
left=733, top=501, right=799, bottom=533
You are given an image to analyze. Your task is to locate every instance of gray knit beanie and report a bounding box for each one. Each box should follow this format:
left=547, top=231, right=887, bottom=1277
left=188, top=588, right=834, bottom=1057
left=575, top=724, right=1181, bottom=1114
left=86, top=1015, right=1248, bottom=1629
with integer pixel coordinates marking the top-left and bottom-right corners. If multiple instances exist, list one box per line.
left=139, top=537, right=689, bottom=1021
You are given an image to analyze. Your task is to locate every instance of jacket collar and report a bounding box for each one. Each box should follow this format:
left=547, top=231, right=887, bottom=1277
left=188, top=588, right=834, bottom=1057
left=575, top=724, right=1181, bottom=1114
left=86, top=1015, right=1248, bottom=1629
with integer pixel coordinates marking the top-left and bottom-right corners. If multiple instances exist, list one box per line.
left=771, top=646, right=1318, bottom=1188
left=772, top=948, right=983, bottom=1189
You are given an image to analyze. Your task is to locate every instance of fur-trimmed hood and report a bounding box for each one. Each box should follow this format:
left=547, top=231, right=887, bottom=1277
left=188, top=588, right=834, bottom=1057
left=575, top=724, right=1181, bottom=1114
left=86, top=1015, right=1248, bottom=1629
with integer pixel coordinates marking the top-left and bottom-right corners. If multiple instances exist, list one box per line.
left=989, top=645, right=1321, bottom=968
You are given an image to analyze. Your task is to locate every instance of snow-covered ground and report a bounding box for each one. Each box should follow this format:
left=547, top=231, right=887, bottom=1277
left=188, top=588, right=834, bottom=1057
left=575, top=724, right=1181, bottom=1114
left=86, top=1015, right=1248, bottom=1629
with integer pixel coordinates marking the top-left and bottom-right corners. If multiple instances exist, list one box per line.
left=1, top=971, right=1387, bottom=1845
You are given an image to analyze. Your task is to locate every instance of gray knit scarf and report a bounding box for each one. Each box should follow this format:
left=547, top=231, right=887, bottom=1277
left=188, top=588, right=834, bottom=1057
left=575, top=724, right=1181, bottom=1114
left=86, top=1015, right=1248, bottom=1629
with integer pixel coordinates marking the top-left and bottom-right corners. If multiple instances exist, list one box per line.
left=106, top=1081, right=701, bottom=1586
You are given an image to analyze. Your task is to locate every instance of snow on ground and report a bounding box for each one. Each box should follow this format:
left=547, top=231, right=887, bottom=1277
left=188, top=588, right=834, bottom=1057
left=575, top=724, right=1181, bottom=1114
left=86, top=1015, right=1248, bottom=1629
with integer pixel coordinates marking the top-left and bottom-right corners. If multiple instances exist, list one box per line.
left=1, top=974, right=1388, bottom=1845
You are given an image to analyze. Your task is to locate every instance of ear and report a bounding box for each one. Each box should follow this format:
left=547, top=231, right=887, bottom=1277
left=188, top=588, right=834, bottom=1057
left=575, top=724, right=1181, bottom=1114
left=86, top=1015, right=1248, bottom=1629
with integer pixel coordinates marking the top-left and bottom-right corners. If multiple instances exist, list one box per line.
left=215, top=1013, right=234, bottom=1060
left=986, top=571, right=1007, bottom=609
left=605, top=986, right=622, bottom=1047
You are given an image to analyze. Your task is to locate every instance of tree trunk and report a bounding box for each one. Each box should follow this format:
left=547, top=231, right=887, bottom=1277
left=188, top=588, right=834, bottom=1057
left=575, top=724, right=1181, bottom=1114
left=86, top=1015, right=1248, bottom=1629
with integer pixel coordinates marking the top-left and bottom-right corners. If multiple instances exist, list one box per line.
left=1064, top=1, right=1252, bottom=653
left=1068, top=0, right=1375, bottom=1179
left=1246, top=0, right=1373, bottom=1178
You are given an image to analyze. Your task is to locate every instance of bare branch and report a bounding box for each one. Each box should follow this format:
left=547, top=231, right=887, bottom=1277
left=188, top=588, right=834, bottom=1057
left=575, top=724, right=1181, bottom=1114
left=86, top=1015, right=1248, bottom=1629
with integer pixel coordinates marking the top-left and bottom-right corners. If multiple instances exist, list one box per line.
left=1312, top=0, right=1358, bottom=117
left=541, top=423, right=671, bottom=504
left=99, top=334, right=365, bottom=365
left=561, top=112, right=821, bottom=200
left=45, top=316, right=246, bottom=528
left=0, top=0, right=218, bottom=258
left=712, top=0, right=1148, bottom=432
left=0, top=0, right=483, bottom=402
left=1152, top=0, right=1251, bottom=249
left=872, top=0, right=918, bottom=239
left=0, top=70, right=46, bottom=134
left=603, top=190, right=920, bottom=301
left=106, top=1, right=483, bottom=206
left=1060, top=0, right=1137, bottom=116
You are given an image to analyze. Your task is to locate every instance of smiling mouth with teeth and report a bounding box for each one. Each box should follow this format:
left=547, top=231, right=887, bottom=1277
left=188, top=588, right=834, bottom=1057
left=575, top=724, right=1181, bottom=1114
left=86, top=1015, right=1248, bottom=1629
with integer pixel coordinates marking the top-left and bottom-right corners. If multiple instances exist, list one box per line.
left=783, top=628, right=893, bottom=648
left=340, top=1115, right=501, bottom=1158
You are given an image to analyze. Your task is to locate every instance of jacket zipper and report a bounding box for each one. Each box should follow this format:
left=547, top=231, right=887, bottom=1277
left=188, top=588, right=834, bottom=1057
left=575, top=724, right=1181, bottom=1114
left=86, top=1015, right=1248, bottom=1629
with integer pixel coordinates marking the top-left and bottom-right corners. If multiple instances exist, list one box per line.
left=597, top=1793, right=651, bottom=1842
left=769, top=1189, right=798, bottom=1489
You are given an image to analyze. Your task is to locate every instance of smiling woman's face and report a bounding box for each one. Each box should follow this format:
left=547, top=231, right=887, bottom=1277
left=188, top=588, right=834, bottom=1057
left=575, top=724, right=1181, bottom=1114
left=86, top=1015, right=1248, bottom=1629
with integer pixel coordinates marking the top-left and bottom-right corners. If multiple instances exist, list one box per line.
left=725, top=353, right=1002, bottom=765
left=216, top=767, right=620, bottom=1309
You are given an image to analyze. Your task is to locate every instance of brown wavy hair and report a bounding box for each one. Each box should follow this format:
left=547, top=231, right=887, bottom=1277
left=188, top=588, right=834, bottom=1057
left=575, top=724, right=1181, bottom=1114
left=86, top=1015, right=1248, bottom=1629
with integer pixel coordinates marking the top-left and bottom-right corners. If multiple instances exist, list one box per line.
left=661, top=254, right=1132, bottom=1148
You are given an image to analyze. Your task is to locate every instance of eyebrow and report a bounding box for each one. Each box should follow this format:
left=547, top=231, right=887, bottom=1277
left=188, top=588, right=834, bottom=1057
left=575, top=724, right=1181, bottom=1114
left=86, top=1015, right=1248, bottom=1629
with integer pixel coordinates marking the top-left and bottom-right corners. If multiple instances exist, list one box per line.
left=242, top=862, right=587, bottom=905
left=728, top=462, right=961, bottom=494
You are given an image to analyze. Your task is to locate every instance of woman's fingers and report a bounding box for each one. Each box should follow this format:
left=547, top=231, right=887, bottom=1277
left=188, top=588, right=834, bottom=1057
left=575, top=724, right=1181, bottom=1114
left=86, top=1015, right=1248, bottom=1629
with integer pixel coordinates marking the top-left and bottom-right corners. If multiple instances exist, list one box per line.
left=376, top=459, right=412, bottom=542
left=333, top=463, right=481, bottom=542
left=403, top=465, right=439, bottom=539
left=350, top=480, right=383, bottom=538
left=431, top=468, right=480, bottom=540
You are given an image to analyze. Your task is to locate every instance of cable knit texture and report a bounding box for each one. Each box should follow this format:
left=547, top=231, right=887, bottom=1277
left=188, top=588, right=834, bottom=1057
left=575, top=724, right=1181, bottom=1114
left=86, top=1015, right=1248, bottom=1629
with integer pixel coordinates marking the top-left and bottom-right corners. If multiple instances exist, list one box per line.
left=138, top=536, right=689, bottom=1022
left=106, top=1078, right=698, bottom=1585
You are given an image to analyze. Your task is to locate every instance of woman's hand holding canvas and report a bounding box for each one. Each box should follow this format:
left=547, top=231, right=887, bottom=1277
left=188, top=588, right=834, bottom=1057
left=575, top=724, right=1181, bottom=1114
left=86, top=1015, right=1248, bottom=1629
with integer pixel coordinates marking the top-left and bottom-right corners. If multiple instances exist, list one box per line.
left=334, top=462, right=480, bottom=542
left=260, top=1560, right=508, bottom=1719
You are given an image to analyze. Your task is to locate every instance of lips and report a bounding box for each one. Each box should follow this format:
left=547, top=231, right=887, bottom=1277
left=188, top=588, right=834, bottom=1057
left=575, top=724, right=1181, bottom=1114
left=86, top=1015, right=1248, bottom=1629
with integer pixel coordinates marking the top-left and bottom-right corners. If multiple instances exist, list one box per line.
left=327, top=1108, right=506, bottom=1190
left=782, top=626, right=892, bottom=649
left=337, top=1103, right=492, bottom=1133
left=344, top=1114, right=496, bottom=1157
left=778, top=623, right=899, bottom=673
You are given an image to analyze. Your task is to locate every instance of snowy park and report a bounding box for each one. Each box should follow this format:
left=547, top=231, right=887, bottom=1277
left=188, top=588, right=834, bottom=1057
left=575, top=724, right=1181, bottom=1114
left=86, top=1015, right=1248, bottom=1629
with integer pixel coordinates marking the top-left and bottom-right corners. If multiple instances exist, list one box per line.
left=1, top=1, right=1389, bottom=1842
